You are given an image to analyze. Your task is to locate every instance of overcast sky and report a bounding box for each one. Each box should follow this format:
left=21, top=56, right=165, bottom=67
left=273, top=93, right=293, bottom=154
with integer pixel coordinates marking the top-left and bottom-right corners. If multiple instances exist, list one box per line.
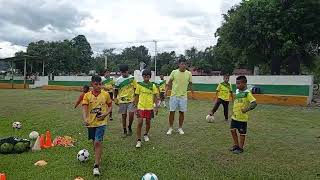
left=0, top=0, right=241, bottom=58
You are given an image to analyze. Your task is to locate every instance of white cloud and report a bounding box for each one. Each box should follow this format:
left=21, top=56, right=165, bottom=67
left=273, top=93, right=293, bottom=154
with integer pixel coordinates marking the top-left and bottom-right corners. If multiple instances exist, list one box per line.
left=0, top=0, right=241, bottom=57
left=0, top=41, right=26, bottom=58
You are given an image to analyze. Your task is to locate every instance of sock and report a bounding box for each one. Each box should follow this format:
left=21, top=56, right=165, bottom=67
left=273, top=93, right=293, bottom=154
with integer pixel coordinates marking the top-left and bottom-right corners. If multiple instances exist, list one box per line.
left=137, top=139, right=141, bottom=142
left=144, top=133, right=148, bottom=136
left=123, top=128, right=127, bottom=133
left=94, top=164, right=99, bottom=168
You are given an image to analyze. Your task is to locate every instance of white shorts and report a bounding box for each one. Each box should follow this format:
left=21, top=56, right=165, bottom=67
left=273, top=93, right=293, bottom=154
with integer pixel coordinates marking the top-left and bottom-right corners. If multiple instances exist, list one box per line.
left=169, top=96, right=188, bottom=112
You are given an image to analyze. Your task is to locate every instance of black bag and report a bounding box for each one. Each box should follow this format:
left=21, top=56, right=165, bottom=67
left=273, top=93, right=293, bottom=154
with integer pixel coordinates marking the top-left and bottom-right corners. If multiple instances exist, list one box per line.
left=0, top=137, right=31, bottom=154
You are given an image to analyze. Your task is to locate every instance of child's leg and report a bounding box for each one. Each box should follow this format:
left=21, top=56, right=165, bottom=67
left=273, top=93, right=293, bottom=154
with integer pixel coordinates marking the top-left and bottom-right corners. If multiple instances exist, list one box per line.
left=169, top=111, right=175, bottom=128
left=178, top=111, right=184, bottom=128
left=136, top=118, right=143, bottom=141
left=230, top=129, right=239, bottom=147
left=122, top=113, right=127, bottom=132
left=94, top=141, right=102, bottom=166
left=128, top=112, right=134, bottom=130
left=222, top=100, right=229, bottom=120
left=145, top=118, right=151, bottom=134
left=211, top=98, right=222, bottom=115
left=239, top=135, right=246, bottom=149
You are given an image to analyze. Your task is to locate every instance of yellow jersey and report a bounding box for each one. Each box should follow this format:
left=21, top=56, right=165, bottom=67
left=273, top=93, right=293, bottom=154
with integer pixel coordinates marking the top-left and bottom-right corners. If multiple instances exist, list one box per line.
left=115, top=75, right=137, bottom=103
left=82, top=91, right=112, bottom=127
left=135, top=82, right=159, bottom=110
left=232, top=89, right=256, bottom=122
left=217, top=82, right=233, bottom=101
left=103, top=77, right=115, bottom=92
left=169, top=69, right=192, bottom=97
left=157, top=80, right=166, bottom=92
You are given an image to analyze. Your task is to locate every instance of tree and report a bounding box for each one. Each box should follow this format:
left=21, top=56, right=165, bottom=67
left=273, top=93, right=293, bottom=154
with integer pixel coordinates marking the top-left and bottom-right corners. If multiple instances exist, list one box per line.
left=215, top=0, right=320, bottom=74
left=120, top=46, right=151, bottom=72
left=71, top=35, right=93, bottom=73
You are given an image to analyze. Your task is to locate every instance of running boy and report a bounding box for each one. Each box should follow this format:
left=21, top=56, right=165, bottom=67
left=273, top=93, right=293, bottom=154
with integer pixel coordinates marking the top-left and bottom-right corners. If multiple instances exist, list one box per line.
left=82, top=75, right=112, bottom=176
left=134, top=69, right=159, bottom=148
left=74, top=85, right=90, bottom=108
left=209, top=74, right=233, bottom=121
left=114, top=64, right=137, bottom=137
left=102, top=69, right=115, bottom=120
left=157, top=74, right=167, bottom=107
left=230, top=76, right=257, bottom=154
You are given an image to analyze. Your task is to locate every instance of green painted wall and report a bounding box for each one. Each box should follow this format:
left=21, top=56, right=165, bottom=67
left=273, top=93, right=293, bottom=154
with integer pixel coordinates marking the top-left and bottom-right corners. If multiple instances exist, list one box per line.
left=48, top=81, right=309, bottom=96
left=49, top=81, right=90, bottom=86
left=0, top=80, right=33, bottom=84
left=193, top=84, right=309, bottom=96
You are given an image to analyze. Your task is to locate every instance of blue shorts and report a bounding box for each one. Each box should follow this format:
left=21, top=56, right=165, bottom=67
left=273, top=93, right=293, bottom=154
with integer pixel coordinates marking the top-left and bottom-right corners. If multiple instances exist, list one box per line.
left=169, top=96, right=188, bottom=112
left=88, top=125, right=106, bottom=142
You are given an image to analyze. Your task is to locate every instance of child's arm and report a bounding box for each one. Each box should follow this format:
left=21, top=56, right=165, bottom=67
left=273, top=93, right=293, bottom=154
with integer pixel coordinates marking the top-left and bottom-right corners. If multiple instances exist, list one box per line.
left=74, top=94, right=83, bottom=108
left=82, top=105, right=89, bottom=126
left=242, top=101, right=257, bottom=113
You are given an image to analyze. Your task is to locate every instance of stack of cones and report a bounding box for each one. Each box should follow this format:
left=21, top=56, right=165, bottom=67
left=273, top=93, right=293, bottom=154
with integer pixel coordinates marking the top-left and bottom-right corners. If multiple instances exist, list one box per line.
left=32, top=130, right=54, bottom=151
left=0, top=173, right=6, bottom=180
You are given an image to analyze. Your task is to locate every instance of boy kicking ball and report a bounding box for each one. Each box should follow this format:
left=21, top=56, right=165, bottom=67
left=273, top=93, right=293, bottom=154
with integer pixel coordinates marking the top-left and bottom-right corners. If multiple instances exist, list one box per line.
left=230, top=76, right=257, bottom=154
left=134, top=69, right=159, bottom=148
left=82, top=75, right=112, bottom=176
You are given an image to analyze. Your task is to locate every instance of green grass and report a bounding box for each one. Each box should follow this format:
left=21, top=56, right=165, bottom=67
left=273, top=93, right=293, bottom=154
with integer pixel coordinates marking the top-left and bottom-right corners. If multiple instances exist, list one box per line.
left=0, top=89, right=320, bottom=180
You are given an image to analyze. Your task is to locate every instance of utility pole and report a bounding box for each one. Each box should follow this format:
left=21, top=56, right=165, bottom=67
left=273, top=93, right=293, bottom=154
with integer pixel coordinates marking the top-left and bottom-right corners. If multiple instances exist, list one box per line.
left=104, top=55, right=108, bottom=70
left=153, top=40, right=158, bottom=81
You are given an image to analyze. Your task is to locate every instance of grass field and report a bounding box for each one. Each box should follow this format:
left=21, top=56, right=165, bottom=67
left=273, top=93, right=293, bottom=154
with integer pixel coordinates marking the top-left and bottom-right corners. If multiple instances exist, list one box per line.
left=0, top=89, right=320, bottom=180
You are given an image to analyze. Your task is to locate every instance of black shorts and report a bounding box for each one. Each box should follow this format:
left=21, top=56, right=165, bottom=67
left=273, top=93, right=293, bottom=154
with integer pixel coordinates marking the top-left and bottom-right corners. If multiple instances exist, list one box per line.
left=230, top=119, right=247, bottom=135
left=160, top=92, right=165, bottom=100
left=108, top=92, right=114, bottom=100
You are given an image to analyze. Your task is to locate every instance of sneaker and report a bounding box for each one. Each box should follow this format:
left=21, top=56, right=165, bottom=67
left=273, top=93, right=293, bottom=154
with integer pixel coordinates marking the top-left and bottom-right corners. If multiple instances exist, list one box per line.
left=136, top=141, right=142, bottom=148
left=229, top=145, right=239, bottom=151
left=93, top=167, right=100, bottom=176
left=166, top=128, right=173, bottom=135
left=232, top=148, right=244, bottom=154
left=143, top=135, right=149, bottom=142
left=177, top=128, right=185, bottom=135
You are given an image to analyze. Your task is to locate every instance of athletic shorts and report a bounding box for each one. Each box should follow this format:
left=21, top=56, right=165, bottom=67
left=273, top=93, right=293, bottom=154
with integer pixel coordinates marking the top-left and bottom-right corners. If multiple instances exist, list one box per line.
left=118, top=102, right=136, bottom=114
left=230, top=119, right=247, bottom=135
left=169, top=96, right=187, bottom=112
left=136, top=110, right=154, bottom=119
left=88, top=125, right=106, bottom=141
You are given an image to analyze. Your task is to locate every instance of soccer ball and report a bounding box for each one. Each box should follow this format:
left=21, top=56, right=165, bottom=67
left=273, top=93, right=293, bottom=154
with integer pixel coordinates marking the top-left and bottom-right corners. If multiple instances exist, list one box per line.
left=206, top=115, right=215, bottom=123
left=142, top=173, right=158, bottom=180
left=12, top=122, right=22, bottom=129
left=77, top=149, right=90, bottom=162
left=29, top=131, right=39, bottom=140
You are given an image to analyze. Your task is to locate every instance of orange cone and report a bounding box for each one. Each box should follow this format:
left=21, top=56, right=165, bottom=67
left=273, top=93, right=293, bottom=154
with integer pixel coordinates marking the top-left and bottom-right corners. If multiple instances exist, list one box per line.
left=0, top=173, right=6, bottom=180
left=40, top=134, right=45, bottom=149
left=44, top=130, right=53, bottom=148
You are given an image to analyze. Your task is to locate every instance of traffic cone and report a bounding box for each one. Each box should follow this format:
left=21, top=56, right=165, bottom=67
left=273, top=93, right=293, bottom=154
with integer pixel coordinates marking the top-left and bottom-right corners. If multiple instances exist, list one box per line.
left=40, top=134, right=45, bottom=149
left=32, top=136, right=41, bottom=151
left=0, top=173, right=6, bottom=180
left=44, top=130, right=53, bottom=148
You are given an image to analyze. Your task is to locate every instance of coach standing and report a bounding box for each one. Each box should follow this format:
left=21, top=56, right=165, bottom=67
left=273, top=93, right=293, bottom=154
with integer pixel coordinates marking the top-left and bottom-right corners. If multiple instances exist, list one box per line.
left=165, top=58, right=194, bottom=135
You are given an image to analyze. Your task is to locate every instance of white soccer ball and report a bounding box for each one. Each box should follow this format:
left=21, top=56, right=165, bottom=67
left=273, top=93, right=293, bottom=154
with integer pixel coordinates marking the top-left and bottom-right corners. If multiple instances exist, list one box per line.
left=29, top=131, right=39, bottom=140
left=12, top=122, right=22, bottom=129
left=206, top=115, right=215, bottom=123
left=77, top=149, right=90, bottom=162
left=142, top=173, right=158, bottom=180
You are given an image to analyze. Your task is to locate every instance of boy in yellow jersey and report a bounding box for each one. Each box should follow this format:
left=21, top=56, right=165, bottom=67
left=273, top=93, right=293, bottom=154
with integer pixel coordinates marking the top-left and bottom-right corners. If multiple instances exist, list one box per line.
left=102, top=69, right=115, bottom=120
left=209, top=74, right=234, bottom=121
left=165, top=59, right=194, bottom=135
left=114, top=64, right=137, bottom=137
left=230, top=76, right=257, bottom=154
left=157, top=74, right=167, bottom=108
left=82, top=75, right=112, bottom=176
left=134, top=69, right=159, bottom=148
